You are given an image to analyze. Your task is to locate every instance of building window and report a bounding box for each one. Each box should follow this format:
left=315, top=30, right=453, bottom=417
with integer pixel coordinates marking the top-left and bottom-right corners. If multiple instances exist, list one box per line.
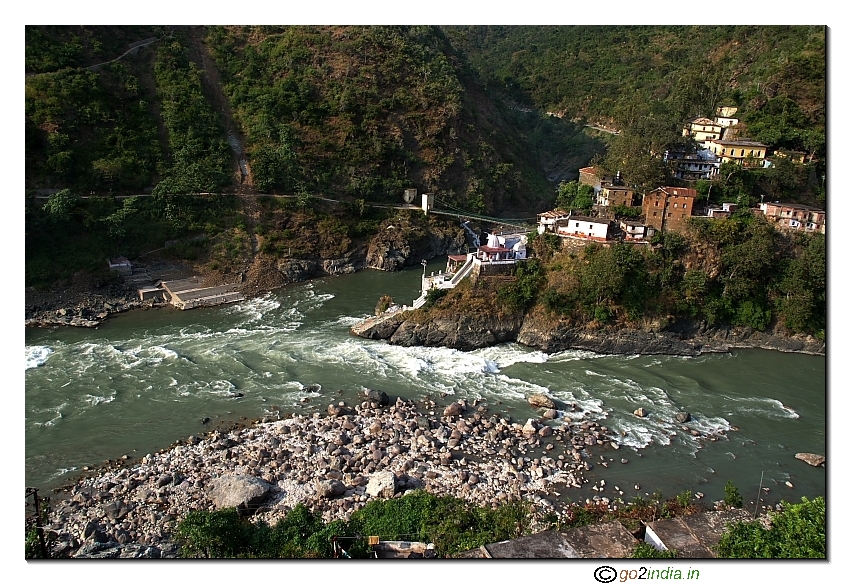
left=683, top=204, right=687, bottom=209
left=674, top=203, right=678, bottom=208
left=589, top=224, right=593, bottom=229
left=667, top=213, right=672, bottom=217
left=654, top=201, right=659, bottom=206
left=731, top=149, right=735, bottom=156
left=653, top=212, right=657, bottom=217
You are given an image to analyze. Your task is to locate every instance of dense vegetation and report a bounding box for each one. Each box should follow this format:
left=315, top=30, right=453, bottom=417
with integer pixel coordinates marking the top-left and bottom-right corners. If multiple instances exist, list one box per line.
left=714, top=496, right=825, bottom=558
left=176, top=491, right=530, bottom=558
left=449, top=26, right=826, bottom=203
left=171, top=483, right=823, bottom=559
left=425, top=211, right=825, bottom=338
left=203, top=25, right=561, bottom=211
left=530, top=213, right=825, bottom=337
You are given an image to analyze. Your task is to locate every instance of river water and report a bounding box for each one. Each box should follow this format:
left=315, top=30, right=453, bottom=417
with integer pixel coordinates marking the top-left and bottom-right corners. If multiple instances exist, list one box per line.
left=25, top=259, right=826, bottom=508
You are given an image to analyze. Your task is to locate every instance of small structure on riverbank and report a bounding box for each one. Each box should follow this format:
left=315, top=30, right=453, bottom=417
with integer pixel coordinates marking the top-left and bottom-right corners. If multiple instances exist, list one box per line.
left=161, top=277, right=245, bottom=310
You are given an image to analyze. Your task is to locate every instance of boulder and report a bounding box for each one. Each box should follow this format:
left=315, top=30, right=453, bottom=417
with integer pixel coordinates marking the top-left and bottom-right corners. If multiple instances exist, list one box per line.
left=542, top=408, right=558, bottom=420
left=528, top=394, right=555, bottom=409
left=444, top=402, right=463, bottom=417
left=633, top=407, right=647, bottom=418
left=538, top=425, right=553, bottom=438
left=327, top=403, right=351, bottom=417
left=795, top=453, right=825, bottom=467
left=366, top=471, right=397, bottom=498
left=207, top=475, right=271, bottom=513
left=362, top=388, right=389, bottom=406
left=316, top=479, right=347, bottom=498
left=522, top=419, right=538, bottom=437
left=675, top=411, right=691, bottom=423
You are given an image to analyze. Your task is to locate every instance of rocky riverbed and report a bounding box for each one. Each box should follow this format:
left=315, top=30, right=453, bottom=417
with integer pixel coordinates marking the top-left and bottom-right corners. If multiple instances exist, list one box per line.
left=43, top=391, right=642, bottom=558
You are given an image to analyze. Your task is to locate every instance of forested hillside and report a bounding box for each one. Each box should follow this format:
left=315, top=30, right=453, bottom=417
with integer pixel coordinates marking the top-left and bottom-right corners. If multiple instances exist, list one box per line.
left=447, top=26, right=825, bottom=158
left=25, top=25, right=826, bottom=305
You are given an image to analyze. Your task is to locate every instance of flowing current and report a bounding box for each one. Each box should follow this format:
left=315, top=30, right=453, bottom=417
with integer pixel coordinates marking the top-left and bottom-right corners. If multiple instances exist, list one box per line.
left=25, top=260, right=826, bottom=506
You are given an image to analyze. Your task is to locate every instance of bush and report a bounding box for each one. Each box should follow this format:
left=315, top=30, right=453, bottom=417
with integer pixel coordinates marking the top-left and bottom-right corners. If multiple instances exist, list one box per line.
left=714, top=496, right=825, bottom=558
left=630, top=542, right=677, bottom=558
left=724, top=480, right=743, bottom=509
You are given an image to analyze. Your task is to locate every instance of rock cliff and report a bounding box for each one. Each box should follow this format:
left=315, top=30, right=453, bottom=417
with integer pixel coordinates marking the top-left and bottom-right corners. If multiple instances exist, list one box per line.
left=352, top=307, right=825, bottom=356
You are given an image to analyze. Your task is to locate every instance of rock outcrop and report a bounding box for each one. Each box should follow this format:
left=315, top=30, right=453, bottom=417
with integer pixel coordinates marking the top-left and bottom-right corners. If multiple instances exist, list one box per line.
left=352, top=307, right=824, bottom=357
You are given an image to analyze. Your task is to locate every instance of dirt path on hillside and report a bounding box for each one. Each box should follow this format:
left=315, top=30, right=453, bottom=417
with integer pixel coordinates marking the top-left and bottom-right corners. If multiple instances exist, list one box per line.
left=185, top=26, right=256, bottom=194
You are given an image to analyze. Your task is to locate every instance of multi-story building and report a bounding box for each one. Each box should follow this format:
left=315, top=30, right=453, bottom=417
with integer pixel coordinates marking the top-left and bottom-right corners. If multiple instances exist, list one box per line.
left=596, top=185, right=635, bottom=208
left=664, top=148, right=720, bottom=181
left=643, top=186, right=698, bottom=232
left=683, top=117, right=723, bottom=144
left=759, top=202, right=825, bottom=234
left=704, top=140, right=769, bottom=167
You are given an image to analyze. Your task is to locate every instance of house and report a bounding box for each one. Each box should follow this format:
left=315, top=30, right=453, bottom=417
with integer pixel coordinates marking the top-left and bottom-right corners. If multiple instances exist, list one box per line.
left=759, top=202, right=825, bottom=234
left=596, top=185, right=635, bottom=208
left=706, top=202, right=738, bottom=219
left=664, top=148, right=720, bottom=181
left=537, top=210, right=571, bottom=234
left=705, top=140, right=769, bottom=167
left=643, top=186, right=698, bottom=232
left=557, top=215, right=612, bottom=240
left=772, top=149, right=808, bottom=164
left=578, top=166, right=604, bottom=191
left=683, top=117, right=723, bottom=144
left=620, top=220, right=654, bottom=241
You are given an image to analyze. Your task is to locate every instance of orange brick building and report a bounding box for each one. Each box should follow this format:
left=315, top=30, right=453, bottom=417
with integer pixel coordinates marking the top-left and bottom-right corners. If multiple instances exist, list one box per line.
left=643, top=186, right=698, bottom=232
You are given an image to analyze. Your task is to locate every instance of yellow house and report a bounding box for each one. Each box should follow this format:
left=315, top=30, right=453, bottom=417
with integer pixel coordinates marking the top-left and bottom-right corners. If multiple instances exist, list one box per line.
left=683, top=117, right=723, bottom=143
left=705, top=140, right=768, bottom=167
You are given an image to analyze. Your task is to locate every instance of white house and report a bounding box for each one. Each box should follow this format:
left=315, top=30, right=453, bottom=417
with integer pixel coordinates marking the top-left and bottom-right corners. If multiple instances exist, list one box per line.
left=557, top=216, right=611, bottom=240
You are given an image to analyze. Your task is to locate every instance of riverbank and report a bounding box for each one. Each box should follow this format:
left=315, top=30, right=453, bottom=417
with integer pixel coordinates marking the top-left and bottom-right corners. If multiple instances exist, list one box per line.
left=351, top=305, right=825, bottom=357
left=42, top=391, right=654, bottom=558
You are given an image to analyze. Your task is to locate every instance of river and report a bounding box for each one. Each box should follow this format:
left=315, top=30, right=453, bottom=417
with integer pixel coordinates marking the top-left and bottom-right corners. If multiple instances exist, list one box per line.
left=25, top=259, right=826, bottom=508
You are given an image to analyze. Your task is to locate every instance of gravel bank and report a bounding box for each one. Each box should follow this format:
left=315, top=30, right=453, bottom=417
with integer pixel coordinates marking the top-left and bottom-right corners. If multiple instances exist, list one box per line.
left=44, top=394, right=624, bottom=558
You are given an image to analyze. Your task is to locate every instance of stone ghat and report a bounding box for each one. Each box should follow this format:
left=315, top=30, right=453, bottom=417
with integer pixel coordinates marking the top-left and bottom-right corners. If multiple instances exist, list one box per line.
left=45, top=394, right=618, bottom=558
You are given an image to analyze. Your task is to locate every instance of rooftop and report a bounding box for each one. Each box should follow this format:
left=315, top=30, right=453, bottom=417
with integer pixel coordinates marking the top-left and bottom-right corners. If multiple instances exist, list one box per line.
left=567, top=215, right=613, bottom=225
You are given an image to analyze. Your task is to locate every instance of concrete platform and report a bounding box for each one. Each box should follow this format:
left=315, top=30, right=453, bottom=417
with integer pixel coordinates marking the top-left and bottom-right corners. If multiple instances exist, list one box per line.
left=644, top=509, right=752, bottom=558
left=161, top=278, right=245, bottom=310
left=457, top=522, right=637, bottom=559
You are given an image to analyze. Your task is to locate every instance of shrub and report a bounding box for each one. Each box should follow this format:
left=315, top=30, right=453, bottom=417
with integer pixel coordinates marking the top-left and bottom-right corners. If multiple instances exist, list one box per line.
left=724, top=481, right=743, bottom=509
left=630, top=542, right=677, bottom=558
left=714, top=496, right=825, bottom=558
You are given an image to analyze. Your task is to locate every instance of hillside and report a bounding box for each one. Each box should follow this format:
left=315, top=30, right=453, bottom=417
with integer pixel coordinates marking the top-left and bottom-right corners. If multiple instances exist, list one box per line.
left=446, top=25, right=825, bottom=158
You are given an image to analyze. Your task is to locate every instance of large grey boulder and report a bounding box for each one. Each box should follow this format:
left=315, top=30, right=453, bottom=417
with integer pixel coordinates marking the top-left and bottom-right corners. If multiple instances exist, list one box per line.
left=675, top=411, right=691, bottom=423
left=366, top=471, right=397, bottom=498
left=207, top=475, right=271, bottom=513
left=316, top=479, right=347, bottom=498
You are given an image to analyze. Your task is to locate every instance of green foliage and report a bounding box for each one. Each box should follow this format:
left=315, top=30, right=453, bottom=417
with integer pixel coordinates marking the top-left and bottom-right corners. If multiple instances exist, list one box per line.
left=176, top=507, right=257, bottom=558
left=176, top=493, right=531, bottom=558
left=556, top=180, right=594, bottom=212
left=424, top=287, right=449, bottom=308
left=42, top=189, right=80, bottom=224
left=348, top=491, right=531, bottom=557
left=630, top=542, right=677, bottom=559
left=152, top=35, right=232, bottom=196
left=497, top=258, right=544, bottom=312
left=724, top=480, right=743, bottom=509
left=714, top=496, right=825, bottom=558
